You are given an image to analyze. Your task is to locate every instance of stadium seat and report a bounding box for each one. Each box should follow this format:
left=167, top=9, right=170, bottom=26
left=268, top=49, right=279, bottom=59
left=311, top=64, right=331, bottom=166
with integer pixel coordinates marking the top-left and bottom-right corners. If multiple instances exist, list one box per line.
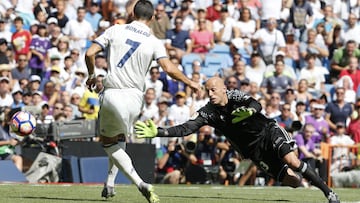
left=210, top=44, right=231, bottom=55
left=78, top=156, right=131, bottom=184
left=202, top=54, right=224, bottom=77
left=0, top=160, right=27, bottom=182
left=181, top=53, right=203, bottom=75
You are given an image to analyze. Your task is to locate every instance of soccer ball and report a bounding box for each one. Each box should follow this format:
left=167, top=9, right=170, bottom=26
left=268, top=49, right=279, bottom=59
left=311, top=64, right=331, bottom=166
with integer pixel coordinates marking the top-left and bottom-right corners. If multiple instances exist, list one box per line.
left=10, top=111, right=36, bottom=136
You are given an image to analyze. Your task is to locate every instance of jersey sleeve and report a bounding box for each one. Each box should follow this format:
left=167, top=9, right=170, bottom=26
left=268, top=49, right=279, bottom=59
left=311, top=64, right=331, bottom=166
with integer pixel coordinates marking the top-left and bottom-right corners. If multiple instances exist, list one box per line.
left=153, top=38, right=168, bottom=60
left=93, top=25, right=115, bottom=50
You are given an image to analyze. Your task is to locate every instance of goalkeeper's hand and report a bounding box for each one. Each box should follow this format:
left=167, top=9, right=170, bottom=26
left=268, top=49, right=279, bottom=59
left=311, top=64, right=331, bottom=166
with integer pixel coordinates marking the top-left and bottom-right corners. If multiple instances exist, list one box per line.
left=135, top=120, right=158, bottom=138
left=231, top=107, right=255, bottom=124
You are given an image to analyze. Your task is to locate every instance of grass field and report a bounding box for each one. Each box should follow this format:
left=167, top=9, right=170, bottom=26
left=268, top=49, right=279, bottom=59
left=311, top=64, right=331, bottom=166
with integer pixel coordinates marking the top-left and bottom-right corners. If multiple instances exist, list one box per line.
left=0, top=183, right=359, bottom=203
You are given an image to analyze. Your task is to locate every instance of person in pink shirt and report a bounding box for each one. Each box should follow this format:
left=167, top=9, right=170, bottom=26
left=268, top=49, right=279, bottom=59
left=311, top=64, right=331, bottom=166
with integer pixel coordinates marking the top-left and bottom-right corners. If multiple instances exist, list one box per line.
left=190, top=18, right=214, bottom=55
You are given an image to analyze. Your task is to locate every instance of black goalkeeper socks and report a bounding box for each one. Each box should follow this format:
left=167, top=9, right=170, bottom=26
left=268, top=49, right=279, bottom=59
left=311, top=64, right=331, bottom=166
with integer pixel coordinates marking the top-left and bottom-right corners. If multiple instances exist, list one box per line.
left=295, top=161, right=332, bottom=197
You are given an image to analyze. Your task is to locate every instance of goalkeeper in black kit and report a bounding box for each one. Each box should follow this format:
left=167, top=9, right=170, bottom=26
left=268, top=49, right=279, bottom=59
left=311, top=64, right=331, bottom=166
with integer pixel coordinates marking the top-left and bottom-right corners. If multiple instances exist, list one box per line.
left=135, top=77, right=340, bottom=203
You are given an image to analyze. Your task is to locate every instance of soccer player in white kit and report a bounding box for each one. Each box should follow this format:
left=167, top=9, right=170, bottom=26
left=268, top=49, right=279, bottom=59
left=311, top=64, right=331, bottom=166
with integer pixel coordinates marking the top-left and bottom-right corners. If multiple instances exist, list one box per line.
left=85, top=1, right=200, bottom=202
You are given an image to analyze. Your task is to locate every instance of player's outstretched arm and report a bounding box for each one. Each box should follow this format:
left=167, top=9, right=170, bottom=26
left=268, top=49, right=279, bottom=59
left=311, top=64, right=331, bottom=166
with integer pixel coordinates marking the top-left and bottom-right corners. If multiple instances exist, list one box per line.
left=157, top=57, right=201, bottom=93
left=135, top=120, right=158, bottom=138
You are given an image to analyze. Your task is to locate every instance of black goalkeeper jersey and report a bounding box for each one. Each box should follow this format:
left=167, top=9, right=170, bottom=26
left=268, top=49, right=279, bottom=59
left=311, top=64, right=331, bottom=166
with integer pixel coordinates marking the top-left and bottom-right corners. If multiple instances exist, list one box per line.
left=158, top=89, right=277, bottom=158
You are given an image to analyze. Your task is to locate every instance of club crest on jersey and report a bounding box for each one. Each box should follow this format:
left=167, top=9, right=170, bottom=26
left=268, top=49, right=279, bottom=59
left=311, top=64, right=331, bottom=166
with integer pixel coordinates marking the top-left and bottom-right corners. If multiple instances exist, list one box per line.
left=190, top=112, right=199, bottom=120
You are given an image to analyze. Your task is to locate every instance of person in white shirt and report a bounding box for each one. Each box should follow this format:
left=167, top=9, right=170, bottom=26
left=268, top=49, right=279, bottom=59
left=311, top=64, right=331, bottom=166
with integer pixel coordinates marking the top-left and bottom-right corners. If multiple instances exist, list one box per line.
left=62, top=7, right=96, bottom=54
left=299, top=53, right=326, bottom=98
left=329, top=122, right=355, bottom=174
left=85, top=1, right=200, bottom=202
left=252, top=18, right=286, bottom=65
left=213, top=6, right=238, bottom=45
left=145, top=66, right=163, bottom=100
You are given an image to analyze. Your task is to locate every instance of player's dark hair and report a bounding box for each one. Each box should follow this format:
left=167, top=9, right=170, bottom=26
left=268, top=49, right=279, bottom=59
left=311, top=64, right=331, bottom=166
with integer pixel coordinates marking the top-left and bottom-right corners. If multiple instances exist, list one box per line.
left=133, top=0, right=154, bottom=21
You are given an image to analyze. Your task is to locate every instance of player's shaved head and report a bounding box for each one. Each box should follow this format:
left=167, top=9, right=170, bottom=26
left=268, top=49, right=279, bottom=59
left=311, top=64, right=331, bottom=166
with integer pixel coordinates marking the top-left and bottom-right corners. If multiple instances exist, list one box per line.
left=205, top=77, right=228, bottom=106
left=205, top=77, right=226, bottom=90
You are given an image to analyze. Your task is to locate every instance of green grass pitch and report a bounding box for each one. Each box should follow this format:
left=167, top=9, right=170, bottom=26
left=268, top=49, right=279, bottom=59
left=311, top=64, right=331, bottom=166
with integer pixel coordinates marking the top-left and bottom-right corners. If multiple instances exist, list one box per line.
left=0, top=183, right=359, bottom=203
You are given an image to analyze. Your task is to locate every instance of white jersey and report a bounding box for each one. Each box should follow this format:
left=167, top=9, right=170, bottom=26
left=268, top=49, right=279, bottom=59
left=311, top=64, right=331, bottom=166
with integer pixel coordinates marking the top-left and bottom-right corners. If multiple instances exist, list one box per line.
left=94, top=21, right=167, bottom=91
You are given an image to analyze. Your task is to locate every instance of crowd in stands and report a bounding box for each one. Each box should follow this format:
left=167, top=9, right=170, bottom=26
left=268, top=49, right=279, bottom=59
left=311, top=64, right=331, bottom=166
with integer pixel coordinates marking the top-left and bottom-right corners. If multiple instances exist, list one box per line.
left=0, top=0, right=360, bottom=186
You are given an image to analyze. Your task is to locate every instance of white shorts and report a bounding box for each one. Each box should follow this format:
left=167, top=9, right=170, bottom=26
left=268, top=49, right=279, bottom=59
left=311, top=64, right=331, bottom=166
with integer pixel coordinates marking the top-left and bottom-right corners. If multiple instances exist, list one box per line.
left=98, top=88, right=143, bottom=137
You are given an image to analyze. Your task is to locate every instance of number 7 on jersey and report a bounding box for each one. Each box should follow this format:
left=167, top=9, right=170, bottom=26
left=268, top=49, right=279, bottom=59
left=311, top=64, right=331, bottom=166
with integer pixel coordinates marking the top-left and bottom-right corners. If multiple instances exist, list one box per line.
left=117, top=39, right=141, bottom=68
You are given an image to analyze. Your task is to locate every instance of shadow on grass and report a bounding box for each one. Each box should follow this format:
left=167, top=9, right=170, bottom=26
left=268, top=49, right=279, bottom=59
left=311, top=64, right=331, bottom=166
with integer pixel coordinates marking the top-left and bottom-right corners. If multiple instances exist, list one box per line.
left=162, top=194, right=291, bottom=202
left=11, top=196, right=103, bottom=202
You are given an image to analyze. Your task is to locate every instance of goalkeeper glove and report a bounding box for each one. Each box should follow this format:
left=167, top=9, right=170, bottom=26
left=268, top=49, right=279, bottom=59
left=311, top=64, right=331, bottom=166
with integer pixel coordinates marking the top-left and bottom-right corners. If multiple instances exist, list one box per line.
left=135, top=119, right=158, bottom=138
left=231, top=107, right=255, bottom=124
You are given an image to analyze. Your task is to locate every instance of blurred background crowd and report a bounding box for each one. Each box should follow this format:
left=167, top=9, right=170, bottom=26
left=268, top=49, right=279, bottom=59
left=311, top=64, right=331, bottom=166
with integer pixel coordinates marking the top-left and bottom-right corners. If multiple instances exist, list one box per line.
left=0, top=0, right=360, bottom=187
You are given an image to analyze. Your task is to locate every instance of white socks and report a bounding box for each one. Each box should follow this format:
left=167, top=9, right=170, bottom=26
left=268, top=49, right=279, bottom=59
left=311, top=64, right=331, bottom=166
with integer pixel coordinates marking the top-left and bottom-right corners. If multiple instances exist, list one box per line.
left=104, top=143, right=143, bottom=187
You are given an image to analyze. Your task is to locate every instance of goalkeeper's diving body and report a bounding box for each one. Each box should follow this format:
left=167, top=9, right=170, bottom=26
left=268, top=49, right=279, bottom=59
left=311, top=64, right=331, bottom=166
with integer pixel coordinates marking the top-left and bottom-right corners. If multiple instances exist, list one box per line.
left=136, top=77, right=340, bottom=203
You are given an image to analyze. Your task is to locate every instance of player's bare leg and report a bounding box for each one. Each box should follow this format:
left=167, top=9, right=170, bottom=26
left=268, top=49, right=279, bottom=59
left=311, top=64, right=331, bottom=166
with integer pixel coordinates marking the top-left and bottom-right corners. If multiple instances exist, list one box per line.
left=282, top=152, right=339, bottom=203
left=102, top=135, right=160, bottom=203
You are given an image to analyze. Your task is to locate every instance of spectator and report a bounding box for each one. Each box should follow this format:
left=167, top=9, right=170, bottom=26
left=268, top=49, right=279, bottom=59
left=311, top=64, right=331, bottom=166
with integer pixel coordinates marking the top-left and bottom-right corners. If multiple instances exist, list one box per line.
left=190, top=18, right=215, bottom=56
left=299, top=29, right=329, bottom=67
left=149, top=3, right=171, bottom=41
left=232, top=60, right=249, bottom=86
left=194, top=8, right=212, bottom=32
left=146, top=66, right=164, bottom=101
left=33, top=0, right=51, bottom=19
left=245, top=52, right=266, bottom=87
left=305, top=103, right=330, bottom=143
left=78, top=79, right=99, bottom=120
left=176, top=1, right=196, bottom=32
left=28, top=75, right=41, bottom=94
left=284, top=29, right=300, bottom=69
left=165, top=16, right=192, bottom=61
left=0, top=20, right=12, bottom=43
left=275, top=103, right=294, bottom=131
left=325, top=87, right=353, bottom=132
left=140, top=88, right=158, bottom=122
left=218, top=139, right=240, bottom=185
left=293, top=101, right=307, bottom=126
left=348, top=99, right=360, bottom=144
left=326, top=24, right=343, bottom=60
left=234, top=7, right=257, bottom=39
left=0, top=38, right=9, bottom=64
left=0, top=108, right=23, bottom=172
left=334, top=75, right=356, bottom=104
left=294, top=123, right=328, bottom=183
left=11, top=17, right=32, bottom=60
left=69, top=92, right=82, bottom=119
left=206, top=0, right=222, bottom=22
left=288, top=0, right=313, bottom=40
left=193, top=125, right=219, bottom=183
left=47, top=36, right=71, bottom=69
left=295, top=79, right=313, bottom=107
left=313, top=5, right=344, bottom=34
left=329, top=122, right=355, bottom=174
left=168, top=91, right=190, bottom=126
left=260, top=60, right=294, bottom=101
left=85, top=2, right=102, bottom=33
left=158, top=0, right=177, bottom=19
left=341, top=13, right=360, bottom=45
left=248, top=81, right=261, bottom=100
left=0, top=76, right=13, bottom=108
left=264, top=51, right=297, bottom=80
left=52, top=101, right=64, bottom=118
left=29, top=24, right=51, bottom=77
left=48, top=24, right=63, bottom=48
left=11, top=54, right=31, bottom=82
left=298, top=53, right=326, bottom=98
left=48, top=0, right=69, bottom=29
left=10, top=89, right=24, bottom=109
left=37, top=103, right=53, bottom=124
left=62, top=7, right=96, bottom=54
left=265, top=92, right=282, bottom=119
left=156, top=137, right=195, bottom=184
left=339, top=56, right=360, bottom=92
left=253, top=18, right=286, bottom=65
left=330, top=40, right=360, bottom=82
left=42, top=80, right=60, bottom=107
left=225, top=75, right=240, bottom=90
left=284, top=88, right=297, bottom=112
left=213, top=5, right=238, bottom=45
